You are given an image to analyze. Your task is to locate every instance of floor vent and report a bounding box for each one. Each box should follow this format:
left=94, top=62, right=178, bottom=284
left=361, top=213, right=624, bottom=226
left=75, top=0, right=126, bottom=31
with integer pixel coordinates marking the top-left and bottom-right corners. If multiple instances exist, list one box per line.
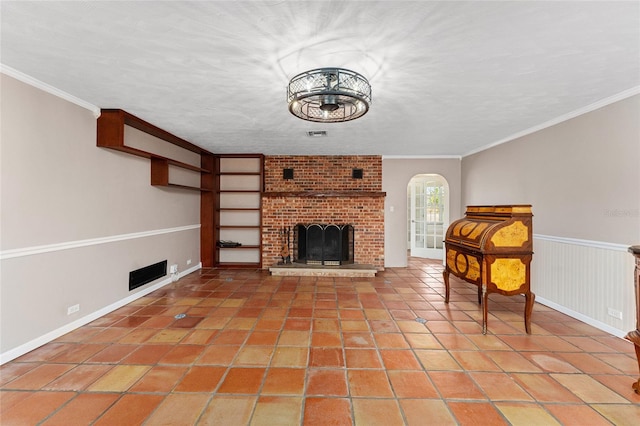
left=129, top=260, right=167, bottom=291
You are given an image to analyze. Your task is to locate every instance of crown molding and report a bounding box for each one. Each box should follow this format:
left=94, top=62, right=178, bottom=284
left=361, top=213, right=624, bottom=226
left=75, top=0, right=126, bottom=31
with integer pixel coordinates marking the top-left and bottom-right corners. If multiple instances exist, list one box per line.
left=382, top=155, right=462, bottom=160
left=463, top=86, right=640, bottom=158
left=0, top=64, right=101, bottom=118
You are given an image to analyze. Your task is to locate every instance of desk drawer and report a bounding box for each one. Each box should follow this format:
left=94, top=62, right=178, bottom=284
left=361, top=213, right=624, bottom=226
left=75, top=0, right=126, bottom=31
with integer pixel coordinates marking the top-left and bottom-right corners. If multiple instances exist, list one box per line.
left=445, top=247, right=482, bottom=285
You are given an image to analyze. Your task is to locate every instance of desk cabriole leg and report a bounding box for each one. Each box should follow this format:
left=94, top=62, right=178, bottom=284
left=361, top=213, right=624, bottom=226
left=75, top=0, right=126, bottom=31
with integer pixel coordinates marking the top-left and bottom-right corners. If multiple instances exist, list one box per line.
left=482, top=284, right=488, bottom=335
left=626, top=330, right=640, bottom=394
left=633, top=341, right=640, bottom=394
left=524, top=291, right=535, bottom=334
left=626, top=246, right=640, bottom=394
left=443, top=270, right=450, bottom=303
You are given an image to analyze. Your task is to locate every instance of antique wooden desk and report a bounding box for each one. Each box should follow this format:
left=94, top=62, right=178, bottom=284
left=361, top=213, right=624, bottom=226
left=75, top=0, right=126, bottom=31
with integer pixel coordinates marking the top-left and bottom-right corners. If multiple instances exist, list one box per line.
left=625, top=245, right=640, bottom=394
left=443, top=205, right=534, bottom=334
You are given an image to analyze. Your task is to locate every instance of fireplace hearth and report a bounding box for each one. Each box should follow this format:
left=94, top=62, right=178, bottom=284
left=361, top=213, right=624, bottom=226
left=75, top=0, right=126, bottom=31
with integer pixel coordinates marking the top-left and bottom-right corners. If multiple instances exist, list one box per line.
left=295, top=223, right=354, bottom=266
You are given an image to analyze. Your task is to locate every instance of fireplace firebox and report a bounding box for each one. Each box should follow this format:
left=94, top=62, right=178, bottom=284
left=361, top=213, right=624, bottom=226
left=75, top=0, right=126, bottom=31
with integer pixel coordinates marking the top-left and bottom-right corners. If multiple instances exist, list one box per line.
left=295, top=224, right=354, bottom=266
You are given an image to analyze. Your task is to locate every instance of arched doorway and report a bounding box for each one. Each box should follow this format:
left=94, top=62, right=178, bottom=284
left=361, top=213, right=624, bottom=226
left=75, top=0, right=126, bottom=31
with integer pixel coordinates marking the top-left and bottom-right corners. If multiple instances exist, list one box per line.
left=407, top=174, right=449, bottom=260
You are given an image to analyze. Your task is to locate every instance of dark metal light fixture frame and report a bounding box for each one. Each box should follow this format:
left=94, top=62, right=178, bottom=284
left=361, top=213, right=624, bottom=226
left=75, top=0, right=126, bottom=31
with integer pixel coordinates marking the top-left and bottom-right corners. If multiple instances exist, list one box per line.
left=287, top=67, right=372, bottom=123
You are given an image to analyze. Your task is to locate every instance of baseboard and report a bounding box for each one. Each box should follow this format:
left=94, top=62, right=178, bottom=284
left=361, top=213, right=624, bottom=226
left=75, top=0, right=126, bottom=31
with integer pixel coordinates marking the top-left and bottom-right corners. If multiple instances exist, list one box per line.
left=0, top=263, right=202, bottom=365
left=535, top=295, right=627, bottom=339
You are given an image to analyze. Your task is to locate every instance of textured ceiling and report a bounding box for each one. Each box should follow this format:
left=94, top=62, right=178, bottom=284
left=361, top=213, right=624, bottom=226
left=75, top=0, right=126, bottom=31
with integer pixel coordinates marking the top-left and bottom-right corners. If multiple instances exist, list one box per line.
left=1, top=1, right=639, bottom=156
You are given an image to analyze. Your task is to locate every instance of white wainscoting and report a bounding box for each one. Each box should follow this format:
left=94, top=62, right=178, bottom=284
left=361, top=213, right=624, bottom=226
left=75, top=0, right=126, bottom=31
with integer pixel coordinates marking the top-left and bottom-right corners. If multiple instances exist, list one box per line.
left=532, top=234, right=635, bottom=338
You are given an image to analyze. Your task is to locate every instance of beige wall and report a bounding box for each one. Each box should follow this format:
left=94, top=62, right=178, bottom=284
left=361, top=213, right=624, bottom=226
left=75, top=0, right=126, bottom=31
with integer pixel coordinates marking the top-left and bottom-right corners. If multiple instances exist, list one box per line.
left=0, top=74, right=201, bottom=358
left=382, top=158, right=462, bottom=267
left=460, top=95, right=639, bottom=336
left=462, top=95, right=640, bottom=244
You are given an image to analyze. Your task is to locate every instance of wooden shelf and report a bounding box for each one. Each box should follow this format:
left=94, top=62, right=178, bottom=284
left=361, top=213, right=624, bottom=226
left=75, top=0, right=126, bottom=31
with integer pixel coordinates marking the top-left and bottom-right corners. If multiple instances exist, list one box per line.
left=219, top=190, right=261, bottom=193
left=104, top=144, right=210, bottom=173
left=215, top=262, right=262, bottom=268
left=98, top=109, right=210, bottom=155
left=218, top=245, right=260, bottom=250
left=217, top=172, right=262, bottom=176
left=150, top=157, right=212, bottom=191
left=217, top=225, right=260, bottom=229
left=218, top=208, right=261, bottom=211
left=156, top=183, right=212, bottom=192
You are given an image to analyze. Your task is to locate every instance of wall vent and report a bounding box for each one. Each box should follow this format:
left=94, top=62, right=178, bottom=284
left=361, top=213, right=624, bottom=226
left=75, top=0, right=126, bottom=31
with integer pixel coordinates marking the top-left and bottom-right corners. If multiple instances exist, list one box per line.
left=129, top=260, right=167, bottom=291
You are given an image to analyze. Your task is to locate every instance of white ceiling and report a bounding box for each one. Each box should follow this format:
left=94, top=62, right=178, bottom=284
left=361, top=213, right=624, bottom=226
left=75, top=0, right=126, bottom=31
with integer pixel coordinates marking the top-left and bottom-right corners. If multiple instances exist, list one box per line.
left=1, top=1, right=639, bottom=156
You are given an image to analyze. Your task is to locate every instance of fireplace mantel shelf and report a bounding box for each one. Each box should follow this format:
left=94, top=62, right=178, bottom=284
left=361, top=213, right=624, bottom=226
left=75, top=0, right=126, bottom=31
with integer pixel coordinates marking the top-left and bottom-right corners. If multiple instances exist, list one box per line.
left=262, top=191, right=386, bottom=198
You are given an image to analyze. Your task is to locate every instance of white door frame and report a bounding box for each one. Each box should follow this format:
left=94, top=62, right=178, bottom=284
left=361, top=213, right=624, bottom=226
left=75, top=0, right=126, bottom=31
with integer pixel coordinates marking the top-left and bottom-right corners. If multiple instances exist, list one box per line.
left=408, top=174, right=449, bottom=260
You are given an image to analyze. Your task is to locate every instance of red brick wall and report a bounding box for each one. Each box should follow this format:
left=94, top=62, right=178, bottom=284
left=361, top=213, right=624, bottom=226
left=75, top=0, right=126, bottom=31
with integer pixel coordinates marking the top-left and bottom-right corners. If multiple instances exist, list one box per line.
left=264, top=155, right=382, bottom=192
left=261, top=156, right=385, bottom=269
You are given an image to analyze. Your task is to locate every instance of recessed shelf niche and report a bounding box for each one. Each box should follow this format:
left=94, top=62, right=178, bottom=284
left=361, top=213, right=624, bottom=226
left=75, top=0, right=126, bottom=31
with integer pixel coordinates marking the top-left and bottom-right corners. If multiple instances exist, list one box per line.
left=214, top=154, right=264, bottom=267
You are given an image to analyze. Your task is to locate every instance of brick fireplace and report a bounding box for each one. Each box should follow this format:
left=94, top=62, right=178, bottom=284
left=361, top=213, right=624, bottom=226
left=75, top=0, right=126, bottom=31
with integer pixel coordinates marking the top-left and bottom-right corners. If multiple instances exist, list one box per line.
left=261, top=156, right=385, bottom=270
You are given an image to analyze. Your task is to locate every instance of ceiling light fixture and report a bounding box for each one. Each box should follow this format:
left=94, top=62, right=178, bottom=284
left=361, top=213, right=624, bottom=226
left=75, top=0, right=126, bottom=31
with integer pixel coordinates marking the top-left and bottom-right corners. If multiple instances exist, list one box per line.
left=287, top=67, right=371, bottom=123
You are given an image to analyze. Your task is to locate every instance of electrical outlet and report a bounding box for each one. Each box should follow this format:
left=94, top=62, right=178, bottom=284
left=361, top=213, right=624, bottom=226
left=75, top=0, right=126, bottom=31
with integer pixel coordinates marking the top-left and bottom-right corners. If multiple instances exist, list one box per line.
left=607, top=307, right=622, bottom=320
left=67, top=304, right=80, bottom=315
left=187, top=259, right=192, bottom=265
left=170, top=264, right=178, bottom=274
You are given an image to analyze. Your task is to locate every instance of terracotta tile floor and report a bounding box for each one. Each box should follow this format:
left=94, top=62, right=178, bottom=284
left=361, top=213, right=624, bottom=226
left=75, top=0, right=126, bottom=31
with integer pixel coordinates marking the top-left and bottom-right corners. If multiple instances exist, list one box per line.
left=2, top=257, right=639, bottom=425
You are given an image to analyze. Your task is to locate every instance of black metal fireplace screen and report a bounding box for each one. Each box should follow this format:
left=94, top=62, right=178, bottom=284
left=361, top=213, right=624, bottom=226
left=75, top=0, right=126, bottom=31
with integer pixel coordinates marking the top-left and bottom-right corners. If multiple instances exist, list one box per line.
left=295, top=223, right=354, bottom=266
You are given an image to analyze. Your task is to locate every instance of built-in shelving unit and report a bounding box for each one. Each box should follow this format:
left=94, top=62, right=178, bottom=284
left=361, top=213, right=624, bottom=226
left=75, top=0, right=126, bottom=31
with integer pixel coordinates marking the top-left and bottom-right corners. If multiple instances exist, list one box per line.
left=96, top=109, right=216, bottom=266
left=215, top=154, right=264, bottom=267
left=97, top=109, right=213, bottom=192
